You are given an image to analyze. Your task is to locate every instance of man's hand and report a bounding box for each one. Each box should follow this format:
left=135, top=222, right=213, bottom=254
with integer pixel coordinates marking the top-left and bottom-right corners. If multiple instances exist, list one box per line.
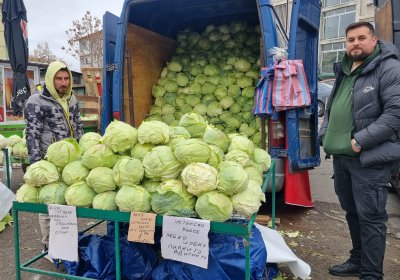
left=351, top=139, right=361, bottom=153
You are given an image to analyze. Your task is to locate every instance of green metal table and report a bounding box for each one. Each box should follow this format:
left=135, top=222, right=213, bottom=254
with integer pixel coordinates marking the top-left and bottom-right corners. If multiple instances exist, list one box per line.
left=13, top=161, right=275, bottom=280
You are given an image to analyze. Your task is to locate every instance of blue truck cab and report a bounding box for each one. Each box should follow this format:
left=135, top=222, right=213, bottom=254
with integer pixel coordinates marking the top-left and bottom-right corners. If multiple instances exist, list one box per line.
left=102, top=0, right=321, bottom=191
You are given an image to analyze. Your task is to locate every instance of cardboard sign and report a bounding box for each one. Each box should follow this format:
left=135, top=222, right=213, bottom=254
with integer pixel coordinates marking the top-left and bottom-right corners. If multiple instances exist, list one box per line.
left=128, top=212, right=156, bottom=244
left=0, top=180, right=15, bottom=220
left=161, top=216, right=210, bottom=268
left=47, top=204, right=78, bottom=262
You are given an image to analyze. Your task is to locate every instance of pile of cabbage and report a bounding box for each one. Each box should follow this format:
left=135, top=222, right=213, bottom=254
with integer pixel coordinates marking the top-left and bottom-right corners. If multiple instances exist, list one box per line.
left=0, top=132, right=28, bottom=163
left=16, top=116, right=272, bottom=222
left=146, top=21, right=264, bottom=146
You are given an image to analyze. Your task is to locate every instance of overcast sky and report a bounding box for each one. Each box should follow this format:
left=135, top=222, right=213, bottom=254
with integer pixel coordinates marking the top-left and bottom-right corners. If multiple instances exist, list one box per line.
left=24, top=0, right=125, bottom=71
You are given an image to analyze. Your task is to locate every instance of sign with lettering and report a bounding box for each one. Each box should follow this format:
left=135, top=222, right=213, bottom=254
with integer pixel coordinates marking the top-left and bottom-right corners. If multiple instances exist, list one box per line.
left=128, top=212, right=156, bottom=244
left=161, top=216, right=210, bottom=268
left=47, top=204, right=78, bottom=262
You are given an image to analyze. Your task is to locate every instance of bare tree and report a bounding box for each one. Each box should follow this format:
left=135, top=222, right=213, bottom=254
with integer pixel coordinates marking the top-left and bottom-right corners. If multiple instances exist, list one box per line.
left=29, top=41, right=57, bottom=64
left=62, top=11, right=103, bottom=68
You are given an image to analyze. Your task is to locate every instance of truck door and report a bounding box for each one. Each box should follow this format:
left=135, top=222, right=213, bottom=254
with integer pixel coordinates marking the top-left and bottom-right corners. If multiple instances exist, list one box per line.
left=286, top=0, right=321, bottom=172
left=101, top=11, right=119, bottom=134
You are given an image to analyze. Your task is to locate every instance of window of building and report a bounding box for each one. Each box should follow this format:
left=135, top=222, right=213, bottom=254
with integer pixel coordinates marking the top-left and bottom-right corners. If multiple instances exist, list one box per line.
left=323, top=6, right=356, bottom=39
left=321, top=42, right=345, bottom=73
left=324, top=0, right=352, bottom=7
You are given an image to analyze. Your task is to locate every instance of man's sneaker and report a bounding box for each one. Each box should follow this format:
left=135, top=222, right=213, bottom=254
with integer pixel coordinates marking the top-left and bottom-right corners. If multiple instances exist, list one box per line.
left=328, top=259, right=360, bottom=277
left=41, top=245, right=54, bottom=264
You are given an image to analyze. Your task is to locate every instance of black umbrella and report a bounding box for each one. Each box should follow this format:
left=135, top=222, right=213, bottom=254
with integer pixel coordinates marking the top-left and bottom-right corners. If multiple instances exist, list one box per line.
left=2, top=0, right=30, bottom=116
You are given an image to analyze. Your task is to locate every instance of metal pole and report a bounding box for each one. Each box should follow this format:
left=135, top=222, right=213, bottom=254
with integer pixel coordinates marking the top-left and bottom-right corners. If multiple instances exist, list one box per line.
left=13, top=205, right=21, bottom=280
left=115, top=222, right=121, bottom=280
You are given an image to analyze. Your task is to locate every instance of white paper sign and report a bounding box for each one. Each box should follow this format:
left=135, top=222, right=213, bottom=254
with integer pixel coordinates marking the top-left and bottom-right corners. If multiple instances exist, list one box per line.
left=0, top=180, right=15, bottom=220
left=161, top=216, right=210, bottom=269
left=47, top=204, right=78, bottom=262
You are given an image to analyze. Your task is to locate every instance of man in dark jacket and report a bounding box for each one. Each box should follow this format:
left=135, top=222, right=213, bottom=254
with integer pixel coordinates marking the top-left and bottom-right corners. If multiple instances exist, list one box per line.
left=318, top=22, right=400, bottom=280
left=24, top=61, right=83, bottom=261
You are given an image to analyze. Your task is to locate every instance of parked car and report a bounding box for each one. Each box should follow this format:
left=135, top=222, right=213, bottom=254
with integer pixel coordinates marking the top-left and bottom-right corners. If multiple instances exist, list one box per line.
left=317, top=81, right=333, bottom=117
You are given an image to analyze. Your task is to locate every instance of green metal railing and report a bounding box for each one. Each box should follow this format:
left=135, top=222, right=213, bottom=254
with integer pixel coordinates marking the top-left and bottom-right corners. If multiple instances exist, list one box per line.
left=13, top=160, right=275, bottom=280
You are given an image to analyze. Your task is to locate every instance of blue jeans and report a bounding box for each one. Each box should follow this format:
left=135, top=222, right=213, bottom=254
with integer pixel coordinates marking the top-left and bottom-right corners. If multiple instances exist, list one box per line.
left=333, top=156, right=390, bottom=280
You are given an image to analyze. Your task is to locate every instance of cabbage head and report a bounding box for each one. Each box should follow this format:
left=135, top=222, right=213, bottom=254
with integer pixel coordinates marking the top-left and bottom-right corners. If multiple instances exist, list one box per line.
left=207, top=145, right=224, bottom=168
left=82, top=144, right=117, bottom=169
left=203, top=126, right=229, bottom=152
left=102, top=120, right=138, bottom=153
left=138, top=121, right=170, bottom=145
left=151, top=179, right=196, bottom=217
left=174, top=139, right=211, bottom=165
left=253, top=148, right=272, bottom=172
left=12, top=141, right=28, bottom=158
left=224, top=150, right=250, bottom=167
left=46, top=138, right=81, bottom=169
left=228, top=135, right=255, bottom=156
left=86, top=167, right=116, bottom=193
left=231, top=180, right=265, bottom=218
left=244, top=163, right=263, bottom=185
left=23, top=160, right=60, bottom=186
left=92, top=191, right=118, bottom=210
left=142, top=179, right=161, bottom=194
left=179, top=113, right=207, bottom=138
left=16, top=184, right=39, bottom=203
left=62, top=161, right=90, bottom=186
left=217, top=161, right=249, bottom=195
left=113, top=158, right=144, bottom=187
left=64, top=182, right=96, bottom=208
left=142, top=146, right=182, bottom=181
left=195, top=191, right=233, bottom=222
left=181, top=163, right=218, bottom=196
left=115, top=186, right=151, bottom=212
left=130, top=143, right=154, bottom=161
left=38, top=182, right=68, bottom=205
left=79, top=132, right=102, bottom=153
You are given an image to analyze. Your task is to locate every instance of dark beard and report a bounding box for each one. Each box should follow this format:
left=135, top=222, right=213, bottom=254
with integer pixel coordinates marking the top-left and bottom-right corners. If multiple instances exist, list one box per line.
left=347, top=52, right=369, bottom=62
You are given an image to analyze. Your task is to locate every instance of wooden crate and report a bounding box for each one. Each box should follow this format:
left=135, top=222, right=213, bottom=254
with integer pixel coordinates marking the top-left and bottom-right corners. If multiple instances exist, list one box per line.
left=76, top=95, right=101, bottom=132
left=81, top=67, right=103, bottom=97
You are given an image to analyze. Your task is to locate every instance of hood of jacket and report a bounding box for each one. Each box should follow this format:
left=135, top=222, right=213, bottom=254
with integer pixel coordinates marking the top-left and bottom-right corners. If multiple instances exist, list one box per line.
left=360, top=40, right=399, bottom=74
left=44, top=61, right=73, bottom=104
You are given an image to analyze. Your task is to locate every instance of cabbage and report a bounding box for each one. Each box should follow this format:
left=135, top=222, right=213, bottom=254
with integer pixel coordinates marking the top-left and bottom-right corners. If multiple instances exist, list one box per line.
left=79, top=132, right=102, bottom=153
left=142, top=146, right=182, bottom=181
left=86, top=167, right=116, bottom=193
left=217, top=161, right=249, bottom=195
left=12, top=141, right=28, bottom=158
left=179, top=113, right=207, bottom=138
left=81, top=144, right=117, bottom=169
left=151, top=179, right=196, bottom=217
left=228, top=135, right=255, bottom=156
left=244, top=163, right=263, bottom=185
left=102, top=120, right=138, bottom=153
left=92, top=191, right=118, bottom=210
left=174, top=139, right=211, bottom=165
left=224, top=150, right=250, bottom=166
left=138, top=121, right=170, bottom=145
left=142, top=179, right=161, bottom=193
left=38, top=182, right=68, bottom=205
left=234, top=58, right=251, bottom=72
left=62, top=161, right=90, bottom=186
left=46, top=138, right=81, bottom=168
left=203, top=126, right=229, bottom=152
left=253, top=148, right=272, bottom=172
left=64, top=182, right=96, bottom=207
left=207, top=145, right=224, bottom=168
left=195, top=191, right=233, bottom=222
left=115, top=185, right=151, bottom=212
left=23, top=160, right=60, bottom=186
left=231, top=180, right=265, bottom=217
left=16, top=184, right=39, bottom=203
left=113, top=158, right=144, bottom=187
left=130, top=143, right=154, bottom=161
left=181, top=163, right=218, bottom=196
left=152, top=85, right=166, bottom=97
